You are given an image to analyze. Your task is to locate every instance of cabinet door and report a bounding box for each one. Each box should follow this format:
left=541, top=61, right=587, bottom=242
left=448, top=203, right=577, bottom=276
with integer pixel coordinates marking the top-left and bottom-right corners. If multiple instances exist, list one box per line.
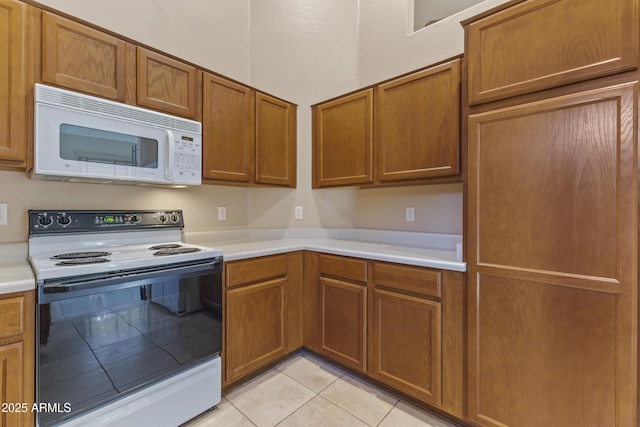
left=313, top=89, right=373, bottom=188
left=0, top=342, right=26, bottom=427
left=202, top=73, right=255, bottom=183
left=319, top=277, right=367, bottom=373
left=467, top=82, right=638, bottom=427
left=226, top=278, right=286, bottom=382
left=375, top=60, right=460, bottom=183
left=255, top=92, right=296, bottom=187
left=42, top=12, right=126, bottom=101
left=466, top=0, right=638, bottom=105
left=136, top=48, right=200, bottom=119
left=0, top=0, right=28, bottom=168
left=370, top=289, right=441, bottom=406
left=0, top=291, right=34, bottom=427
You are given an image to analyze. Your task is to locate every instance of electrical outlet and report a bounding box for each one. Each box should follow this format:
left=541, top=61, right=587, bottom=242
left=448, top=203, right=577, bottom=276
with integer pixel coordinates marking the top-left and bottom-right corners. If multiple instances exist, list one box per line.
left=0, top=203, right=7, bottom=226
left=406, top=206, right=415, bottom=222
left=294, top=206, right=303, bottom=220
left=218, top=206, right=227, bottom=221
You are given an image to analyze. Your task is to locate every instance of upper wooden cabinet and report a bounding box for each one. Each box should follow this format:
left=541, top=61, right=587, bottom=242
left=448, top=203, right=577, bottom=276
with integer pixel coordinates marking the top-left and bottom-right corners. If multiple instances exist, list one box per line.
left=136, top=47, right=201, bottom=119
left=42, top=12, right=127, bottom=101
left=255, top=92, right=296, bottom=187
left=202, top=74, right=255, bottom=183
left=312, top=59, right=461, bottom=188
left=312, top=89, right=373, bottom=188
left=202, top=73, right=297, bottom=187
left=465, top=0, right=639, bottom=105
left=0, top=0, right=33, bottom=170
left=376, top=60, right=460, bottom=182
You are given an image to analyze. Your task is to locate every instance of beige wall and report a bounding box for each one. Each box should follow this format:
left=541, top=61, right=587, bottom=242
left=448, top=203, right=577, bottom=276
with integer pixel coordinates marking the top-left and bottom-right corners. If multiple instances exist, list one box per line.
left=0, top=0, right=512, bottom=243
left=0, top=170, right=249, bottom=243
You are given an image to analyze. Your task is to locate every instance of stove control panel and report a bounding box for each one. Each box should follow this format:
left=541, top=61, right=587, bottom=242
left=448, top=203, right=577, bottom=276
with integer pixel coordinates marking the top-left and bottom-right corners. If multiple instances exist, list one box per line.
left=29, top=210, right=184, bottom=235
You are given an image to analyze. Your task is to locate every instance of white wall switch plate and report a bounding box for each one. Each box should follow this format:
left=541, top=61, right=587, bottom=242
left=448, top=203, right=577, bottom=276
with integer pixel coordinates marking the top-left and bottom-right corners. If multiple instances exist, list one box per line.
left=218, top=206, right=227, bottom=221
left=406, top=206, right=415, bottom=222
left=0, top=203, right=7, bottom=226
left=294, top=206, right=303, bottom=220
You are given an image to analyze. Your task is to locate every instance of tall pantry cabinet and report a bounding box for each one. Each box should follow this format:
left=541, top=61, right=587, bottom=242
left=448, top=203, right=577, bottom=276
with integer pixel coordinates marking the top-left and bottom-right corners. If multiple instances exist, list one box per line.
left=463, top=0, right=639, bottom=426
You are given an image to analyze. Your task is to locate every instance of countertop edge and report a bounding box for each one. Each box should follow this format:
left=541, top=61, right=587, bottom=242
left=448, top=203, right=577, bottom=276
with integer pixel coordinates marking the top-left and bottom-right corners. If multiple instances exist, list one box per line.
left=212, top=239, right=467, bottom=272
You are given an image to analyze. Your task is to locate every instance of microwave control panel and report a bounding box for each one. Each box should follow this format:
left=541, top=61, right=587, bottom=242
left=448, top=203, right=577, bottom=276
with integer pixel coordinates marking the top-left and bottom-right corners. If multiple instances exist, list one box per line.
left=171, top=133, right=202, bottom=185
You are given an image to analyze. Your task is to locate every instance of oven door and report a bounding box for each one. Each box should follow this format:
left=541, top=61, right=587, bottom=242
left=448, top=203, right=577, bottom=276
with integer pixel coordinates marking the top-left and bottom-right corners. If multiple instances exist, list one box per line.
left=36, top=259, right=222, bottom=427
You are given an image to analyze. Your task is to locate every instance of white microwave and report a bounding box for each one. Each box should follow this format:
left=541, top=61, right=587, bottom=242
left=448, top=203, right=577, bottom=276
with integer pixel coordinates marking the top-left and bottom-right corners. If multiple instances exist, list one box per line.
left=33, top=83, right=202, bottom=186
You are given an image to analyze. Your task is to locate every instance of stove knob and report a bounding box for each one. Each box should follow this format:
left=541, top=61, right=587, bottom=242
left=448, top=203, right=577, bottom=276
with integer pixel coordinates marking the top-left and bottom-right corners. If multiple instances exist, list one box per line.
left=57, top=214, right=72, bottom=227
left=170, top=213, right=180, bottom=223
left=158, top=214, right=168, bottom=223
left=131, top=214, right=142, bottom=223
left=37, top=214, right=54, bottom=227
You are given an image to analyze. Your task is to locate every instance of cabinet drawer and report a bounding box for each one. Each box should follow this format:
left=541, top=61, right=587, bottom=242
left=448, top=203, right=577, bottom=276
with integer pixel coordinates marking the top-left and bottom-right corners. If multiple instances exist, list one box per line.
left=373, top=263, right=441, bottom=298
left=226, top=255, right=288, bottom=289
left=0, top=296, right=24, bottom=337
left=466, top=0, right=638, bottom=105
left=319, top=254, right=367, bottom=283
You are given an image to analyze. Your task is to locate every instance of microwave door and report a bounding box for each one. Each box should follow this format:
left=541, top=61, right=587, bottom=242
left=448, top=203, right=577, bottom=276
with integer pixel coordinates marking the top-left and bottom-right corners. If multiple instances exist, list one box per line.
left=35, top=103, right=167, bottom=183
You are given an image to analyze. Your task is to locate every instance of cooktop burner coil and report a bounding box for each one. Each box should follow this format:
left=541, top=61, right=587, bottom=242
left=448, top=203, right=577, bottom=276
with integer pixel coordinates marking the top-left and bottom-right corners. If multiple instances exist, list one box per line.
left=153, top=247, right=201, bottom=256
left=149, top=243, right=182, bottom=250
left=55, top=257, right=111, bottom=266
left=51, top=251, right=112, bottom=259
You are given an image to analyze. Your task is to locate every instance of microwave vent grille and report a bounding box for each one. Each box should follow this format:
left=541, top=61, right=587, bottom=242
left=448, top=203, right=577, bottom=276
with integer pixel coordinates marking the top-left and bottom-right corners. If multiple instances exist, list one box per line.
left=35, top=84, right=201, bottom=135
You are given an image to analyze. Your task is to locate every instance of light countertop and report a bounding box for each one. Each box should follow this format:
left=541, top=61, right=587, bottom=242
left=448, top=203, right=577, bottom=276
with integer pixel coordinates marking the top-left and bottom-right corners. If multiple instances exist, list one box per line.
left=0, top=228, right=466, bottom=296
left=186, top=228, right=466, bottom=272
left=0, top=243, right=35, bottom=295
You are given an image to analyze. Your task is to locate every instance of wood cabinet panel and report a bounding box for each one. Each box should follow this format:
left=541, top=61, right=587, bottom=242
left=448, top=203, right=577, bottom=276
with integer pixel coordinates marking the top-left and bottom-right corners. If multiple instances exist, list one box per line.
left=136, top=47, right=200, bottom=119
left=471, top=85, right=630, bottom=283
left=0, top=291, right=34, bottom=427
left=42, top=12, right=126, bottom=101
left=202, top=74, right=255, bottom=183
left=0, top=0, right=29, bottom=169
left=223, top=253, right=302, bottom=386
left=225, top=278, right=286, bottom=382
left=370, top=289, right=441, bottom=406
left=318, top=254, right=367, bottom=283
left=466, top=0, right=638, bottom=105
left=226, top=254, right=288, bottom=289
left=376, top=60, right=460, bottom=182
left=373, top=262, right=440, bottom=298
left=0, top=343, right=26, bottom=427
left=255, top=92, right=296, bottom=187
left=467, top=81, right=638, bottom=426
left=313, top=89, right=373, bottom=188
left=470, top=275, right=617, bottom=427
left=319, top=277, right=367, bottom=373
left=0, top=296, right=24, bottom=338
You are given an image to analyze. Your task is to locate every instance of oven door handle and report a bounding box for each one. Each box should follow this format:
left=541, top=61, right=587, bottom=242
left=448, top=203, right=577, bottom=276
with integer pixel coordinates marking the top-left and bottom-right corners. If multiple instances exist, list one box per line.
left=40, top=259, right=221, bottom=296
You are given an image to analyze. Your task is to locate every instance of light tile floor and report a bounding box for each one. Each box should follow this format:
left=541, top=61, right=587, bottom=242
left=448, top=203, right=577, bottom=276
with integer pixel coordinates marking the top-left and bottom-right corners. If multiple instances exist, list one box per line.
left=183, top=351, right=460, bottom=427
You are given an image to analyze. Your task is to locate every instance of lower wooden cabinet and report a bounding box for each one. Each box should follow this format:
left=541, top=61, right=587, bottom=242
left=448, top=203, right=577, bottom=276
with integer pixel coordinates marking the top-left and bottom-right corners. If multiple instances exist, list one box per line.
left=0, top=290, right=35, bottom=427
left=303, top=252, right=465, bottom=417
left=223, top=253, right=302, bottom=385
left=319, top=276, right=367, bottom=373
left=369, top=288, right=442, bottom=406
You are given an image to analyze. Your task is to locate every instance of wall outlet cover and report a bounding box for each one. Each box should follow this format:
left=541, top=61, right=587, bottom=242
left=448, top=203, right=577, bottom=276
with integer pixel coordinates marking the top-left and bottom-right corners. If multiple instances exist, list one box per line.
left=218, top=206, right=227, bottom=221
left=294, top=206, right=303, bottom=220
left=0, top=203, right=7, bottom=226
left=406, top=206, right=415, bottom=222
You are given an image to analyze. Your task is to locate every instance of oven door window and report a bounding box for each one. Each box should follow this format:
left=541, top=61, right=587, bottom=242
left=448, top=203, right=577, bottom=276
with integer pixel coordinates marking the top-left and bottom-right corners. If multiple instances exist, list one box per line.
left=59, top=124, right=159, bottom=168
left=37, top=273, right=221, bottom=426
